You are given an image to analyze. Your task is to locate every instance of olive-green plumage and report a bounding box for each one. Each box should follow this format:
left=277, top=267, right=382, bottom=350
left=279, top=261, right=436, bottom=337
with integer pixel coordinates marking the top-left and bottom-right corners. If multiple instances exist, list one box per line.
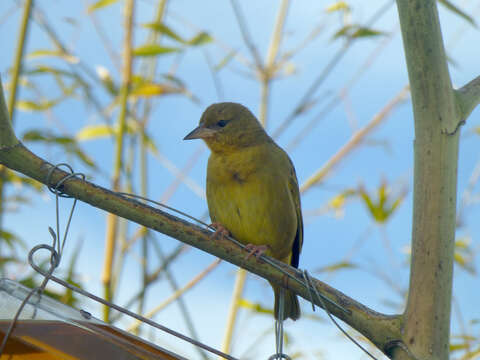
left=184, top=102, right=303, bottom=321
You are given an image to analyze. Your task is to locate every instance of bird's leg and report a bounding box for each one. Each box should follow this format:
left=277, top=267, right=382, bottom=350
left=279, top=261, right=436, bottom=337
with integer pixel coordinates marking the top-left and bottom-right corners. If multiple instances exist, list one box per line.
left=209, top=222, right=231, bottom=239
left=245, top=244, right=270, bottom=261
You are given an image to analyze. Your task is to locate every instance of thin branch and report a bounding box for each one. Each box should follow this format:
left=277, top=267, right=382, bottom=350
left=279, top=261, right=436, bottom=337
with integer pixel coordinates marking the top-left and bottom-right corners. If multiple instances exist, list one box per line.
left=455, top=75, right=480, bottom=120
left=300, top=86, right=409, bottom=193
left=7, top=0, right=32, bottom=123
left=229, top=0, right=263, bottom=70
left=127, top=258, right=222, bottom=333
left=220, top=268, right=247, bottom=357
left=258, top=0, right=290, bottom=127
left=272, top=0, right=396, bottom=139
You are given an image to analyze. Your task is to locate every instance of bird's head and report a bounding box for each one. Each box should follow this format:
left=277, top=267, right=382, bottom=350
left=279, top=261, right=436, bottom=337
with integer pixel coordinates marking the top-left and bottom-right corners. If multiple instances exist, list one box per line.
left=184, top=102, right=269, bottom=153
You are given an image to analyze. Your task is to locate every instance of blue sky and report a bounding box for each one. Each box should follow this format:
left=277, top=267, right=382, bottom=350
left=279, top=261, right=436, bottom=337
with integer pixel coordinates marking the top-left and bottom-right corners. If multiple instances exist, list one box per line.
left=1, top=1, right=480, bottom=359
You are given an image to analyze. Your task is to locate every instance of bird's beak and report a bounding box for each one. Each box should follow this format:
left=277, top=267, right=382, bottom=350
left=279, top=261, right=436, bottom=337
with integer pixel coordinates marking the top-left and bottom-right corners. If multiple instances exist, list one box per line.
left=183, top=125, right=216, bottom=140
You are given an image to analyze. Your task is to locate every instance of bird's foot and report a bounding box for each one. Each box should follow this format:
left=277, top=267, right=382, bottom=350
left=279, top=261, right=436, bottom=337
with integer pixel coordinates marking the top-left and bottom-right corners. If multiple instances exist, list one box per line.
left=209, top=222, right=230, bottom=239
left=245, top=244, right=269, bottom=261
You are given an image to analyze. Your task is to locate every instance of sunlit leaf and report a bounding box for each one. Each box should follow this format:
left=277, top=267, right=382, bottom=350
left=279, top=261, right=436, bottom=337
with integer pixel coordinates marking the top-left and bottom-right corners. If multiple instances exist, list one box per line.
left=438, top=0, right=476, bottom=27
left=27, top=49, right=79, bottom=64
left=142, top=22, right=185, bottom=43
left=358, top=182, right=405, bottom=223
left=450, top=342, right=470, bottom=352
left=187, top=31, right=213, bottom=46
left=87, top=0, right=119, bottom=13
left=76, top=124, right=114, bottom=141
left=130, top=83, right=182, bottom=98
left=326, top=1, right=350, bottom=12
left=133, top=44, right=181, bottom=57
left=238, top=298, right=273, bottom=315
left=316, top=261, right=357, bottom=273
left=329, top=189, right=356, bottom=209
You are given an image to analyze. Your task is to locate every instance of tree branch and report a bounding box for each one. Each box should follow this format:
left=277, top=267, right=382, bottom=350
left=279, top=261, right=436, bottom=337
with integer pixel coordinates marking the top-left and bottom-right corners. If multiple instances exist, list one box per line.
left=0, top=77, right=401, bottom=357
left=455, top=75, right=480, bottom=120
left=396, top=0, right=462, bottom=359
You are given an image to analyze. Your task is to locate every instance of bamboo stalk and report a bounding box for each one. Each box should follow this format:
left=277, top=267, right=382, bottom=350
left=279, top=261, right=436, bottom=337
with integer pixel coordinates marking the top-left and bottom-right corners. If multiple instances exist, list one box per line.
left=219, top=268, right=247, bottom=357
left=102, top=0, right=135, bottom=322
left=0, top=0, right=33, bottom=258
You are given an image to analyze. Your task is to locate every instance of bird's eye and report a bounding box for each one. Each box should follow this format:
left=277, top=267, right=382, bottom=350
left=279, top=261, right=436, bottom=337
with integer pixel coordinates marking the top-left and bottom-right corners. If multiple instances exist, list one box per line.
left=217, top=120, right=228, bottom=127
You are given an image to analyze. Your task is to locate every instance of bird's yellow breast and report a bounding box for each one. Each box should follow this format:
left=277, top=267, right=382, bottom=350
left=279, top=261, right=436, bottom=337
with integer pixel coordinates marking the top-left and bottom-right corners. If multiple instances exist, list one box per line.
left=206, top=143, right=297, bottom=262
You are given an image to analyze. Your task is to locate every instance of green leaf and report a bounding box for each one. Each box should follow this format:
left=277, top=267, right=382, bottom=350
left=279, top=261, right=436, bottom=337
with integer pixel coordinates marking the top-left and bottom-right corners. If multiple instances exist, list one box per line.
left=130, top=82, right=181, bottom=97
left=333, top=25, right=385, bottom=40
left=133, top=44, right=181, bottom=57
left=26, top=65, right=75, bottom=78
left=0, top=230, right=26, bottom=250
left=88, top=0, right=119, bottom=13
left=238, top=298, right=273, bottom=315
left=16, top=99, right=61, bottom=112
left=23, top=130, right=96, bottom=169
left=23, top=130, right=74, bottom=144
left=358, top=182, right=405, bottom=224
left=27, top=49, right=79, bottom=64
left=438, top=0, right=476, bottom=27
left=316, top=261, right=357, bottom=273
left=142, top=22, right=185, bottom=43
left=350, top=27, right=385, bottom=38
left=187, top=31, right=213, bottom=46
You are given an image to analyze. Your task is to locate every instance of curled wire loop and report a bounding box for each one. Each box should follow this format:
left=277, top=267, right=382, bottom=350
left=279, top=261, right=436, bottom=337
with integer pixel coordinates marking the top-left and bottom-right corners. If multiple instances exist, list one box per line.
left=46, top=163, right=85, bottom=198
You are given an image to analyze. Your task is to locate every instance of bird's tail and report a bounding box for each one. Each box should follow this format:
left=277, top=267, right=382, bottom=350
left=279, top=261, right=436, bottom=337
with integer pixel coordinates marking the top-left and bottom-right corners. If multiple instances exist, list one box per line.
left=271, top=283, right=300, bottom=321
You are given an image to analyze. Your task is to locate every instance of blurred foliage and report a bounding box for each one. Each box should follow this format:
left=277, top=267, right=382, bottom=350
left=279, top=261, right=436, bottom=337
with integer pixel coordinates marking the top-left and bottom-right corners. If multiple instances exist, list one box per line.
left=0, top=0, right=478, bottom=359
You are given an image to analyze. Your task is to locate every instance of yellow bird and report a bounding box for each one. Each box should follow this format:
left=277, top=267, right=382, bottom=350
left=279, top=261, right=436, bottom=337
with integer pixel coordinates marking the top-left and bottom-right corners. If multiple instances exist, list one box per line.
left=184, top=102, right=303, bottom=321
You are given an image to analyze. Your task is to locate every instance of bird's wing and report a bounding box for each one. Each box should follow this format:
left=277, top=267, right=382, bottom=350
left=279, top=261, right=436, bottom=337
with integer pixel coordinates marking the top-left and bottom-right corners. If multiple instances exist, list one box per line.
left=287, top=157, right=303, bottom=269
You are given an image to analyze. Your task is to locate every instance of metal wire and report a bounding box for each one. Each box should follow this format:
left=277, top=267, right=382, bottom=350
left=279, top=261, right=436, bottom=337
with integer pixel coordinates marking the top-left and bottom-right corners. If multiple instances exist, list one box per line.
left=268, top=288, right=291, bottom=360
left=302, top=271, right=379, bottom=360
left=0, top=164, right=240, bottom=360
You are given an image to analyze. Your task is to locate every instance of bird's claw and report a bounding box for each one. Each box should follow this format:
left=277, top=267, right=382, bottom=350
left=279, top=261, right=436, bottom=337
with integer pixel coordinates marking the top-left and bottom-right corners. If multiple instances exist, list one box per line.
left=209, top=222, right=230, bottom=239
left=245, top=244, right=269, bottom=261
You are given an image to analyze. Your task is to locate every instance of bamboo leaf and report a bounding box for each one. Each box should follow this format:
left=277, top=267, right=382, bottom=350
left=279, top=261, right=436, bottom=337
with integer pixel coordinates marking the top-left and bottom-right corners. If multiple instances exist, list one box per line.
left=142, top=22, right=185, bottom=43
left=76, top=124, right=115, bottom=141
left=23, top=130, right=96, bottom=169
left=16, top=99, right=61, bottom=112
left=133, top=44, right=181, bottom=57
left=350, top=27, right=385, bottom=38
left=87, top=0, right=119, bottom=13
left=130, top=83, right=182, bottom=97
left=316, top=261, right=357, bottom=273
left=187, top=31, right=213, bottom=46
left=326, top=1, right=350, bottom=12
left=27, top=49, right=79, bottom=64
left=438, top=0, right=476, bottom=27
